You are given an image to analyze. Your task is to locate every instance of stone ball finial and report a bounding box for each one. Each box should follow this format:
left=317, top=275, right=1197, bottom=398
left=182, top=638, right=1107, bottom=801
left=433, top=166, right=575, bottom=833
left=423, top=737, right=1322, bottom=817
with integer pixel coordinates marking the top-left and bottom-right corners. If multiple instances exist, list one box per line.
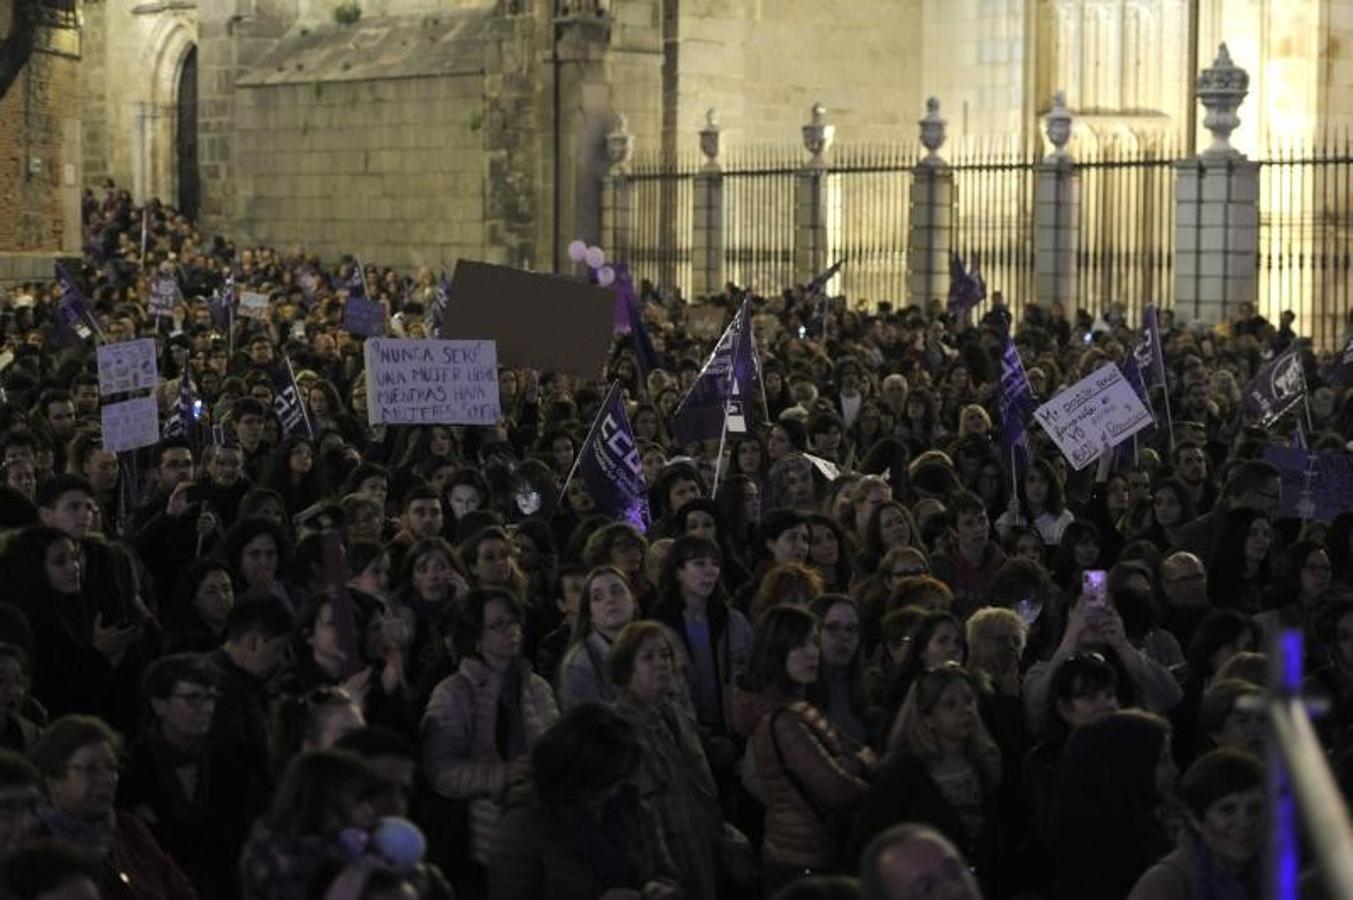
left=1196, top=42, right=1250, bottom=158
left=802, top=102, right=835, bottom=166
left=919, top=96, right=947, bottom=164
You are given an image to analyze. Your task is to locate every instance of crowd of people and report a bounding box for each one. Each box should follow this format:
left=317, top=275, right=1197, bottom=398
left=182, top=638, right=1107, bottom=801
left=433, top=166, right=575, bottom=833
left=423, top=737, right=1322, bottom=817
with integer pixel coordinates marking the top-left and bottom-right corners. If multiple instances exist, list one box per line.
left=0, top=182, right=1345, bottom=899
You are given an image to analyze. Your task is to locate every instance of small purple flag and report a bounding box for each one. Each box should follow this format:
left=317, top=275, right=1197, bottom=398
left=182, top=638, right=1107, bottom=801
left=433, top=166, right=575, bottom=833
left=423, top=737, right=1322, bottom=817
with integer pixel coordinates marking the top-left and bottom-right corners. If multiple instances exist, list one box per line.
left=272, top=354, right=314, bottom=439
left=1241, top=349, right=1306, bottom=427
left=999, top=333, right=1038, bottom=476
left=574, top=382, right=651, bottom=529
left=671, top=298, right=766, bottom=445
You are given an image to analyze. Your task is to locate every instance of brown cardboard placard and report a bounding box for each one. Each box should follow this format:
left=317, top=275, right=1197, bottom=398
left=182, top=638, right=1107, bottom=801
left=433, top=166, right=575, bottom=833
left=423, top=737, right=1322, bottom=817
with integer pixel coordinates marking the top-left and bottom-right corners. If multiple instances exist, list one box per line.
left=443, top=260, right=614, bottom=379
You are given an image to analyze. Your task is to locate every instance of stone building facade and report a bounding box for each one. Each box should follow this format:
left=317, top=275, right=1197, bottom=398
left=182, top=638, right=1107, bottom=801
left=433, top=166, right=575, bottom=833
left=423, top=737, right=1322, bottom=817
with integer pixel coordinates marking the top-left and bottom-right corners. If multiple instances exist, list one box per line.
left=7, top=0, right=1353, bottom=276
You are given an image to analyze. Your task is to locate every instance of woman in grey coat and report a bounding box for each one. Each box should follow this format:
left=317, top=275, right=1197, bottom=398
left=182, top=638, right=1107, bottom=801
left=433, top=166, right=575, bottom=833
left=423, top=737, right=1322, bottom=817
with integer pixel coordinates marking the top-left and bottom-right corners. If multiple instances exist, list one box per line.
left=556, top=566, right=637, bottom=709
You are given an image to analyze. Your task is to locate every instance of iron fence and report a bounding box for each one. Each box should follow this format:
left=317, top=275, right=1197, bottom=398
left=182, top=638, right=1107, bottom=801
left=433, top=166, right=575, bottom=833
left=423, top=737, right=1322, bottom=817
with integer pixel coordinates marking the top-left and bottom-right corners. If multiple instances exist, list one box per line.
left=628, top=135, right=1353, bottom=349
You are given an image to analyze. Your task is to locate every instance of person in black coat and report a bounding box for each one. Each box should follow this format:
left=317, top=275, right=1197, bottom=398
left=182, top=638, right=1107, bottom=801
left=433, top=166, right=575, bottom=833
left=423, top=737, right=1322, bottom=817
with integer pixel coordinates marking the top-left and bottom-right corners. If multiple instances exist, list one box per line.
left=116, top=653, right=260, bottom=900
left=853, top=664, right=1006, bottom=896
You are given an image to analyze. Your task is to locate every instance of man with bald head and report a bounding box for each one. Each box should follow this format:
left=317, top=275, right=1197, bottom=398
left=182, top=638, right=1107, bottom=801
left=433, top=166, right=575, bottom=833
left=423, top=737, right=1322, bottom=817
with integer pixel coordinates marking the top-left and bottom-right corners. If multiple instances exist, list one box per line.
left=860, top=824, right=983, bottom=900
left=1160, top=551, right=1210, bottom=649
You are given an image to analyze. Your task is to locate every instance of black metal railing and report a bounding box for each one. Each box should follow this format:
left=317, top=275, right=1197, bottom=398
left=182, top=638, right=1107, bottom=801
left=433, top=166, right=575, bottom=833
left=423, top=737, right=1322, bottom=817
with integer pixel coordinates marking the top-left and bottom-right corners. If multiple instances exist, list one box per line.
left=627, top=136, right=1353, bottom=348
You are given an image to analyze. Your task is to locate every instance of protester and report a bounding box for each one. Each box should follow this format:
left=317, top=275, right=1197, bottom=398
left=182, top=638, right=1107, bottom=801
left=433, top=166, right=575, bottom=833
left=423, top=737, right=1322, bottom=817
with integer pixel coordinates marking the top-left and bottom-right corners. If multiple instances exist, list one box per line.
left=5, top=185, right=1351, bottom=898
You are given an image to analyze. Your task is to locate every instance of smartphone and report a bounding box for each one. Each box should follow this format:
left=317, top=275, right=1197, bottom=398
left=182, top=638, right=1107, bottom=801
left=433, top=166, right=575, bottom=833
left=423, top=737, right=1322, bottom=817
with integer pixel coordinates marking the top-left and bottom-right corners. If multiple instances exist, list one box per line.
left=1082, top=569, right=1108, bottom=607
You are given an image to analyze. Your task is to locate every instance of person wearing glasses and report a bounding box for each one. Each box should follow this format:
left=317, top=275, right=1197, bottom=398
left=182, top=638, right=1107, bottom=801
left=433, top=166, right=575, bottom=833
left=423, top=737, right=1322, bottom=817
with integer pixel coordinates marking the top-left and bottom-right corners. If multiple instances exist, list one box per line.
left=421, top=587, right=558, bottom=898
left=807, top=594, right=880, bottom=748
left=117, top=654, right=255, bottom=900
left=32, top=715, right=197, bottom=899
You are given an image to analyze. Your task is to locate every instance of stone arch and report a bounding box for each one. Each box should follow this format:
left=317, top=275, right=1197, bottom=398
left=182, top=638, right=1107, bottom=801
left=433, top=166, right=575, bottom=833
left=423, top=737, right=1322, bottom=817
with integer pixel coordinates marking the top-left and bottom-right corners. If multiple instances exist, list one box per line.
left=132, top=18, right=197, bottom=208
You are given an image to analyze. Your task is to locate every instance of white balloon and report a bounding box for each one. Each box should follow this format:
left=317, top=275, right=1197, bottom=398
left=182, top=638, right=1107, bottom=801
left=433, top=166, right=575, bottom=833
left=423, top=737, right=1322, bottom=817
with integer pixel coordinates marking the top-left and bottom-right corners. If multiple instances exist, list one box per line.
left=597, top=266, right=616, bottom=287
left=567, top=240, right=588, bottom=263
left=584, top=245, right=606, bottom=269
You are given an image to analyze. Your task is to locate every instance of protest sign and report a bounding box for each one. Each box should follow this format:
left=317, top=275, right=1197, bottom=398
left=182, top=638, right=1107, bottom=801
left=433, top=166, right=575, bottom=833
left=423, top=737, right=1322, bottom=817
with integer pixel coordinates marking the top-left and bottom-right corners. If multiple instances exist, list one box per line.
left=1262, top=446, right=1353, bottom=522
left=148, top=275, right=180, bottom=316
left=238, top=291, right=269, bottom=320
left=100, top=396, right=160, bottom=453
left=96, top=338, right=159, bottom=397
left=443, top=261, right=613, bottom=379
left=1033, top=363, right=1154, bottom=471
left=344, top=296, right=386, bottom=337
left=363, top=338, right=501, bottom=426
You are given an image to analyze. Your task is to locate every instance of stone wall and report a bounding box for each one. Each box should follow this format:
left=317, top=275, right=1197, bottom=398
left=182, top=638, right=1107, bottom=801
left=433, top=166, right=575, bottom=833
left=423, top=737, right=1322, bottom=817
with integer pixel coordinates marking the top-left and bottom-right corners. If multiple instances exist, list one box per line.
left=0, top=0, right=81, bottom=256
left=228, top=75, right=487, bottom=268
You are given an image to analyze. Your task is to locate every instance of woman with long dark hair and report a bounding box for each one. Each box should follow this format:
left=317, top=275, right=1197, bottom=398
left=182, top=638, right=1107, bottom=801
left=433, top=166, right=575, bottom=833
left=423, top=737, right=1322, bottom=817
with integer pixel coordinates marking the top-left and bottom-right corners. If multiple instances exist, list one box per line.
left=260, top=435, right=331, bottom=517
left=731, top=606, right=871, bottom=892
left=1206, top=509, right=1274, bottom=614
left=1050, top=710, right=1176, bottom=899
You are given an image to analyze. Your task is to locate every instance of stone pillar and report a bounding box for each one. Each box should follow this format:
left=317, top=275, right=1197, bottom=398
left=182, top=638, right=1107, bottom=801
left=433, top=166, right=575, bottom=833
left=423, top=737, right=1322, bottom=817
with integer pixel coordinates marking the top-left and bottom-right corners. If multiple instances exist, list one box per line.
left=906, top=98, right=954, bottom=307
left=794, top=103, right=837, bottom=285
left=691, top=109, right=724, bottom=299
left=551, top=10, right=614, bottom=272
left=601, top=115, right=635, bottom=267
left=1174, top=44, right=1259, bottom=327
left=1034, top=91, right=1078, bottom=307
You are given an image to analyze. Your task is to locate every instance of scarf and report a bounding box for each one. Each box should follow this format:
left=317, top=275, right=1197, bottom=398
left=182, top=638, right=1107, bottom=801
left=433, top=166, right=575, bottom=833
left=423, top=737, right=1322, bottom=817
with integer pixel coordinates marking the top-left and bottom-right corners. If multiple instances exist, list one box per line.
left=38, top=803, right=117, bottom=854
left=495, top=657, right=527, bottom=761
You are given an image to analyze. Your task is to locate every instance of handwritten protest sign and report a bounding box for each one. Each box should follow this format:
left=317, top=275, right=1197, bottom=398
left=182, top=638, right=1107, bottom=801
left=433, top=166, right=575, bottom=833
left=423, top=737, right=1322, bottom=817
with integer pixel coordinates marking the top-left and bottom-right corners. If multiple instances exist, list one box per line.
left=1262, top=446, right=1353, bottom=522
left=96, top=338, right=158, bottom=397
left=1033, top=363, right=1154, bottom=471
left=344, top=296, right=386, bottom=337
left=238, top=291, right=269, bottom=320
left=100, top=396, right=160, bottom=453
left=363, top=338, right=501, bottom=426
left=148, top=275, right=180, bottom=316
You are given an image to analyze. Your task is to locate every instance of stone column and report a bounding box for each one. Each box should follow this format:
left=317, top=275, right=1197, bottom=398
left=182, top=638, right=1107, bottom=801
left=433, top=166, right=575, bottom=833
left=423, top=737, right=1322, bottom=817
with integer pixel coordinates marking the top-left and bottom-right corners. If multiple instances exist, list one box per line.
left=1174, top=44, right=1259, bottom=327
left=1034, top=91, right=1079, bottom=307
left=794, top=103, right=838, bottom=285
left=906, top=98, right=954, bottom=307
left=551, top=10, right=614, bottom=272
left=691, top=109, right=724, bottom=299
left=600, top=115, right=635, bottom=266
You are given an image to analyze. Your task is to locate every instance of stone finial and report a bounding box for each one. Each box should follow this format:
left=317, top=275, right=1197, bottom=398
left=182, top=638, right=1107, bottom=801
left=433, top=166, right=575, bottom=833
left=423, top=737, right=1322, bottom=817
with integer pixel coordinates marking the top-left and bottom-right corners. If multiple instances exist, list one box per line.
left=604, top=113, right=634, bottom=175
left=1196, top=43, right=1250, bottom=158
left=699, top=108, right=721, bottom=170
left=802, top=102, right=835, bottom=168
left=919, top=97, right=947, bottom=165
left=1045, top=89, right=1073, bottom=161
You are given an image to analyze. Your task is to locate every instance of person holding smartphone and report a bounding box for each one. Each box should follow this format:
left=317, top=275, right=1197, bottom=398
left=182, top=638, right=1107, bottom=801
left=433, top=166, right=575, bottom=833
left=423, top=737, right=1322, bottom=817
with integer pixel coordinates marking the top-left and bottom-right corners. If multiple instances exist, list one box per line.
left=1022, top=562, right=1183, bottom=738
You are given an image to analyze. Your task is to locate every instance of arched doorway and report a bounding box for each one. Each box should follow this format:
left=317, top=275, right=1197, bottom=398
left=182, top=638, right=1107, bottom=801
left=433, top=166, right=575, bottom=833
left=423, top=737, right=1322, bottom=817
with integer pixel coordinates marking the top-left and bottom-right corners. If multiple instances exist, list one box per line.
left=175, top=45, right=200, bottom=221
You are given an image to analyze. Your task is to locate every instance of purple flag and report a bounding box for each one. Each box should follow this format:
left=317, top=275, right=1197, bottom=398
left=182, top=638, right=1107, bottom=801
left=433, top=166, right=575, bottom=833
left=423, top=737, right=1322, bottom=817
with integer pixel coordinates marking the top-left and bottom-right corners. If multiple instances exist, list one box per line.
left=54, top=264, right=99, bottom=344
left=947, top=253, right=986, bottom=318
left=615, top=266, right=659, bottom=380
left=162, top=358, right=198, bottom=447
left=806, top=258, right=845, bottom=296
left=272, top=354, right=313, bottom=439
left=1133, top=306, right=1168, bottom=391
left=998, top=333, right=1038, bottom=476
left=1111, top=351, right=1156, bottom=471
left=671, top=299, right=766, bottom=445
left=1241, top=349, right=1307, bottom=427
left=575, top=382, right=650, bottom=529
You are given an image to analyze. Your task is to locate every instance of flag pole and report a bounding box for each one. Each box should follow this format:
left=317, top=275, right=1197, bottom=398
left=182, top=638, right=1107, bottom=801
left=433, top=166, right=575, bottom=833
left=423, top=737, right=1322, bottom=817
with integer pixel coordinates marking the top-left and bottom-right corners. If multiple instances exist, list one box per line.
left=711, top=400, right=732, bottom=497
left=1160, top=382, right=1176, bottom=452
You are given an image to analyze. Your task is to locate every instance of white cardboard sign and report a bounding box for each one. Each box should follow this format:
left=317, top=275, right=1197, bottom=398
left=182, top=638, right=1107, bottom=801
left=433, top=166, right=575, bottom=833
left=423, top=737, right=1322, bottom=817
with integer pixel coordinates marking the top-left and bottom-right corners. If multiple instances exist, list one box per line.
left=96, top=338, right=159, bottom=396
left=100, top=396, right=161, bottom=453
left=1033, top=363, right=1153, bottom=470
left=363, top=338, right=501, bottom=426
left=238, top=291, right=270, bottom=320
